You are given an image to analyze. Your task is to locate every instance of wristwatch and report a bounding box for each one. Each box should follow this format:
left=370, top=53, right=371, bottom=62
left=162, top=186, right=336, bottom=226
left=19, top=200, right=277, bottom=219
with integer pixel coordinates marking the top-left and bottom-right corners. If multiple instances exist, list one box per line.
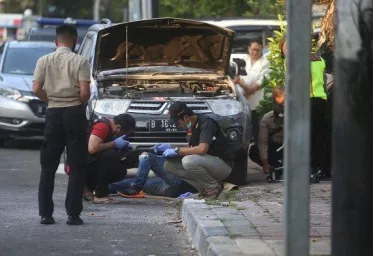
left=174, top=147, right=180, bottom=153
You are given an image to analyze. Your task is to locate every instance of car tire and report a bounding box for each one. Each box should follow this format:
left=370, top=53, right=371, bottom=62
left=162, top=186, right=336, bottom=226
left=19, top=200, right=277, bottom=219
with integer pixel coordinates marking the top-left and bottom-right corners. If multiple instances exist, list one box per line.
left=223, top=148, right=248, bottom=186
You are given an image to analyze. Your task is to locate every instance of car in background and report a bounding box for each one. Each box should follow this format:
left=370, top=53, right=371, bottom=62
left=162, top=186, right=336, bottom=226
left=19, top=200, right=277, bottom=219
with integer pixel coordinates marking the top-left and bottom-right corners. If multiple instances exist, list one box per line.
left=200, top=18, right=281, bottom=60
left=0, top=41, right=56, bottom=144
left=27, top=17, right=99, bottom=52
left=71, top=18, right=251, bottom=185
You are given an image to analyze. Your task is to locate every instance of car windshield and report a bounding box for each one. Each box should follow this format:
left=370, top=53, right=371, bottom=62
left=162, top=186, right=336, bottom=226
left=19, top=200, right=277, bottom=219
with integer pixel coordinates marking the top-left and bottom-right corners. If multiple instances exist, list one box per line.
left=2, top=47, right=55, bottom=75
left=28, top=28, right=87, bottom=44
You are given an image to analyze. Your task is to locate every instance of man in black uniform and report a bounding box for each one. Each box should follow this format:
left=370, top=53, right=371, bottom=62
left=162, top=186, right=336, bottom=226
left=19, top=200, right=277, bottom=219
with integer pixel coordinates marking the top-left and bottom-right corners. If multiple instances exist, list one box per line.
left=33, top=25, right=91, bottom=225
left=162, top=102, right=233, bottom=199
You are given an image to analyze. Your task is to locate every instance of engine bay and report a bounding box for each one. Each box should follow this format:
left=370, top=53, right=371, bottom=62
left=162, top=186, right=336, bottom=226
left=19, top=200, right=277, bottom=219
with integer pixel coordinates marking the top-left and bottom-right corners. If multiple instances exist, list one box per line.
left=98, top=79, right=233, bottom=99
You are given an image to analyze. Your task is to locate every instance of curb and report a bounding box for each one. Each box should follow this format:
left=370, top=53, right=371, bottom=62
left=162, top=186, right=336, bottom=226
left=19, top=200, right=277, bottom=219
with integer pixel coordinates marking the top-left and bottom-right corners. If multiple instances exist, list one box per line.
left=181, top=199, right=276, bottom=256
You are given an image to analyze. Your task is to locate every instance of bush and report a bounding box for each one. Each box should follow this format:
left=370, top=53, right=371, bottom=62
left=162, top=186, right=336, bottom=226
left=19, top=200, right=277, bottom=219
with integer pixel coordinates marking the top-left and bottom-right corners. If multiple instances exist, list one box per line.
left=256, top=14, right=318, bottom=119
left=255, top=15, right=286, bottom=119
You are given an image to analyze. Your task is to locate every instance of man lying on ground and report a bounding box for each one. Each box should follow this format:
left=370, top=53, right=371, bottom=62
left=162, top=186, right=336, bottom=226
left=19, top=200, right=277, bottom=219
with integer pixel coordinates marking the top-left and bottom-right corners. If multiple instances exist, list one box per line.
left=108, top=148, right=197, bottom=198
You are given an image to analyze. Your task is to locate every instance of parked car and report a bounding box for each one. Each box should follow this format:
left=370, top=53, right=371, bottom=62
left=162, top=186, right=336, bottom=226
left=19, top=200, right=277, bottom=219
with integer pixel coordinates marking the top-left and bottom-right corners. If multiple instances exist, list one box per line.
left=0, top=41, right=56, bottom=144
left=68, top=18, right=251, bottom=185
left=27, top=17, right=99, bottom=52
left=200, top=18, right=281, bottom=60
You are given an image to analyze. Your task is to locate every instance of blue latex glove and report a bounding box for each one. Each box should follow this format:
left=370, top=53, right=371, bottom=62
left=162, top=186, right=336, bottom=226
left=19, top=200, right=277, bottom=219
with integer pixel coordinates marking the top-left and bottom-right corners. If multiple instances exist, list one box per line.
left=163, top=148, right=179, bottom=158
left=114, top=136, right=130, bottom=149
left=152, top=143, right=172, bottom=153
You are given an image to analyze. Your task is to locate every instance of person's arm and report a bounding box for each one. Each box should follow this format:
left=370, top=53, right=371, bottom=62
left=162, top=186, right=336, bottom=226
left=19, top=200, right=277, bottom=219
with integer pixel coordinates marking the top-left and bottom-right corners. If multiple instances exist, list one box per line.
left=78, top=59, right=91, bottom=105
left=178, top=119, right=217, bottom=157
left=33, top=81, right=48, bottom=103
left=88, top=134, right=115, bottom=154
left=178, top=142, right=209, bottom=156
left=255, top=58, right=270, bottom=87
left=234, top=76, right=257, bottom=97
left=88, top=123, right=114, bottom=154
left=258, top=114, right=270, bottom=173
left=32, top=58, right=48, bottom=103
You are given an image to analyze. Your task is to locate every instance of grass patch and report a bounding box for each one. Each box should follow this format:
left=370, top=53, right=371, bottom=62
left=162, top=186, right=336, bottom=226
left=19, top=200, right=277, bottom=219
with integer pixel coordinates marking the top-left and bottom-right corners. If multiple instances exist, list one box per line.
left=205, top=199, right=221, bottom=206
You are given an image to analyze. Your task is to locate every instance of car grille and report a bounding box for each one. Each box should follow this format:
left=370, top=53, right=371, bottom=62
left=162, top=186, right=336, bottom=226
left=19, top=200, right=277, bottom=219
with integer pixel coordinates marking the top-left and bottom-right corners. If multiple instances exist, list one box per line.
left=127, top=101, right=167, bottom=114
left=127, top=101, right=211, bottom=115
left=28, top=100, right=47, bottom=118
left=129, top=127, right=187, bottom=143
left=183, top=101, right=211, bottom=114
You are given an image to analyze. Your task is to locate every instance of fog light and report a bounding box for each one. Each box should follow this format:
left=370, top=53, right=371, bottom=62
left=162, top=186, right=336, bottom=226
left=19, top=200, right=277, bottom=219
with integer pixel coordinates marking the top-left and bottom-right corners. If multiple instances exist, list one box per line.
left=228, top=130, right=238, bottom=141
left=0, top=117, right=22, bottom=124
left=12, top=119, right=22, bottom=124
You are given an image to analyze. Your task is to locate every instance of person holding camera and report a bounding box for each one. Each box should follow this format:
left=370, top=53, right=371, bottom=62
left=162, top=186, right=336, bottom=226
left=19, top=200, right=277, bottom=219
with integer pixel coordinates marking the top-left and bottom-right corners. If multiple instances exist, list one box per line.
left=233, top=39, right=270, bottom=142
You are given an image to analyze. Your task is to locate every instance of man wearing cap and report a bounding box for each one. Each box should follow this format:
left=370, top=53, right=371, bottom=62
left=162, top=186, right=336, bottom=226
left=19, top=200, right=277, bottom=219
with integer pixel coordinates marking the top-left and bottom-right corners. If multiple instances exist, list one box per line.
left=160, top=101, right=234, bottom=199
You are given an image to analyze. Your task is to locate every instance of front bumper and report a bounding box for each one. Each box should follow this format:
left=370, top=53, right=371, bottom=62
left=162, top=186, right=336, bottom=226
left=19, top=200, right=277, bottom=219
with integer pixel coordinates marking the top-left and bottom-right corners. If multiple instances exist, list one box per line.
left=0, top=96, right=46, bottom=137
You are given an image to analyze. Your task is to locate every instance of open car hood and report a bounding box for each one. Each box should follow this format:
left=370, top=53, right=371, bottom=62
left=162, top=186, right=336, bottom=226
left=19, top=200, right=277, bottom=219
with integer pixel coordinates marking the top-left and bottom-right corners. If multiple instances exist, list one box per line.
left=94, top=18, right=235, bottom=76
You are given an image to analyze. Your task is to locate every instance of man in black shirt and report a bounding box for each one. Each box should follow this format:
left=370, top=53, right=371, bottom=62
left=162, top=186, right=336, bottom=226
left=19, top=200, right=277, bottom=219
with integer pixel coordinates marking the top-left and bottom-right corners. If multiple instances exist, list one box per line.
left=162, top=102, right=233, bottom=199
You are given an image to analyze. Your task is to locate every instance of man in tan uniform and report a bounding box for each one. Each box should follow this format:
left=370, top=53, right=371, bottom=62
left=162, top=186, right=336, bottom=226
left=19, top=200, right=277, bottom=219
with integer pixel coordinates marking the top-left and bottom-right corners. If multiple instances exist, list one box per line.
left=33, top=25, right=91, bottom=225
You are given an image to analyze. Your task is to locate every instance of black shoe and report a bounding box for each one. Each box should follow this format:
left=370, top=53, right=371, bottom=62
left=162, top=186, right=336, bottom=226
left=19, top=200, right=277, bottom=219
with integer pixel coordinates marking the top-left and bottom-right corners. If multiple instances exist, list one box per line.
left=310, top=169, right=320, bottom=184
left=40, top=216, right=55, bottom=225
left=66, top=216, right=84, bottom=225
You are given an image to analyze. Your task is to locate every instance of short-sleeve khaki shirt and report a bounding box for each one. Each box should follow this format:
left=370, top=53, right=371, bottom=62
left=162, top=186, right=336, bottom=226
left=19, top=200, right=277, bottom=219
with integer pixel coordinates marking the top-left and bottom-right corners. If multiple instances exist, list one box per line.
left=33, top=47, right=91, bottom=108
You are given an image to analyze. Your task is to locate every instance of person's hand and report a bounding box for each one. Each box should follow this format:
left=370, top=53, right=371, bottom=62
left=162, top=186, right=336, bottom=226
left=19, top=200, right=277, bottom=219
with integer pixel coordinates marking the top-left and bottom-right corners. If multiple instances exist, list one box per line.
left=252, top=83, right=261, bottom=92
left=233, top=76, right=241, bottom=84
left=114, top=136, right=130, bottom=149
left=152, top=143, right=172, bottom=153
left=163, top=148, right=179, bottom=158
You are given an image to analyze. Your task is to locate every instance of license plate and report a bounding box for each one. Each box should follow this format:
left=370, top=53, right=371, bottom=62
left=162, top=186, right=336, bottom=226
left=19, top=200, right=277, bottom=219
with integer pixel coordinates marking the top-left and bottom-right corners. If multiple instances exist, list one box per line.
left=148, top=119, right=181, bottom=132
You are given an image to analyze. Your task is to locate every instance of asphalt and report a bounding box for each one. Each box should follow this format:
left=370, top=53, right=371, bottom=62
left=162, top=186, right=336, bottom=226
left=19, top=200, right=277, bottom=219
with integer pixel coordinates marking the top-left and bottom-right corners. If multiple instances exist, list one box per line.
left=0, top=140, right=196, bottom=256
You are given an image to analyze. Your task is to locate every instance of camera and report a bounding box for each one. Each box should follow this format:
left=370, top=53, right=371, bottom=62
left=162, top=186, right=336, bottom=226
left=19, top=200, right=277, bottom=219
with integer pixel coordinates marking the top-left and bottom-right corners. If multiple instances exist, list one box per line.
left=228, top=58, right=247, bottom=79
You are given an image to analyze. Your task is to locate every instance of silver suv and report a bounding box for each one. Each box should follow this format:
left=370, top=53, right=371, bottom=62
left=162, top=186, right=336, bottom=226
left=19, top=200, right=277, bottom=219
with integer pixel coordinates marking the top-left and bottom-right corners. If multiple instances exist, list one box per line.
left=77, top=18, right=251, bottom=185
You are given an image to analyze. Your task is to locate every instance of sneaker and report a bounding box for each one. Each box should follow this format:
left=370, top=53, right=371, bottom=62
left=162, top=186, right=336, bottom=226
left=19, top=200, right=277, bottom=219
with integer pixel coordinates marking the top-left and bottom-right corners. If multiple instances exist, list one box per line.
left=117, top=186, right=144, bottom=198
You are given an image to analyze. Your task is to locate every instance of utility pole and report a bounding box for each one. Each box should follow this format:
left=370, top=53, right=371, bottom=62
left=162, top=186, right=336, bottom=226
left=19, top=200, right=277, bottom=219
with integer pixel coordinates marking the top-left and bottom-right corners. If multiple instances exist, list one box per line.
left=333, top=0, right=373, bottom=255
left=93, top=0, right=101, bottom=20
left=284, top=0, right=312, bottom=255
left=38, top=0, right=45, bottom=16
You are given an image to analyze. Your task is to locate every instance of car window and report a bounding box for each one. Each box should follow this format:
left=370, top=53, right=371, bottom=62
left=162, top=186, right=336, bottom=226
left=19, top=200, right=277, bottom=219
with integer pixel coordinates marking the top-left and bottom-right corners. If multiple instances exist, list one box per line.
left=2, top=47, right=55, bottom=75
left=0, top=44, right=4, bottom=60
left=227, top=26, right=279, bottom=54
left=28, top=28, right=87, bottom=44
left=80, top=37, right=93, bottom=60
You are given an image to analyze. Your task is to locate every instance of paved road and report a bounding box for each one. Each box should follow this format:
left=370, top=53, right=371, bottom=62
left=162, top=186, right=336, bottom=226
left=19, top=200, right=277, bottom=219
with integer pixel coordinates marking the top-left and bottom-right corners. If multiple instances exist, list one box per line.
left=0, top=140, right=195, bottom=256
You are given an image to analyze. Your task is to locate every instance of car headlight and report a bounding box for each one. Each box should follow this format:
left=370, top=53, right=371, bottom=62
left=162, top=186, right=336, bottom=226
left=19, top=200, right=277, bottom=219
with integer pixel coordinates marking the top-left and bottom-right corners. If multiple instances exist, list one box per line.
left=207, top=100, right=243, bottom=116
left=0, top=86, right=24, bottom=101
left=94, top=99, right=131, bottom=115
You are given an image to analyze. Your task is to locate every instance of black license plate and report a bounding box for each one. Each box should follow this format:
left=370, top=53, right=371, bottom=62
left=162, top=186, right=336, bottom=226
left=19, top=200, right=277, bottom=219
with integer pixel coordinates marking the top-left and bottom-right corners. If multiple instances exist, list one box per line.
left=148, top=119, right=181, bottom=132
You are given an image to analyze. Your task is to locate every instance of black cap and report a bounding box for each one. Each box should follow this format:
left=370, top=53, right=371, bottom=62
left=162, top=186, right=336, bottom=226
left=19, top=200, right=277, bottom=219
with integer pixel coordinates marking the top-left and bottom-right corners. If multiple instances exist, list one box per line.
left=168, top=101, right=194, bottom=121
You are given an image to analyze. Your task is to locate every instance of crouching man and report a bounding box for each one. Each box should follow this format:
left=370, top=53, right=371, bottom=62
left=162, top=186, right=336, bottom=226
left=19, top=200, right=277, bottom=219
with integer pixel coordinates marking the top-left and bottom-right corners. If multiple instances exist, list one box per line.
left=249, top=86, right=284, bottom=174
left=162, top=102, right=234, bottom=199
left=84, top=114, right=136, bottom=204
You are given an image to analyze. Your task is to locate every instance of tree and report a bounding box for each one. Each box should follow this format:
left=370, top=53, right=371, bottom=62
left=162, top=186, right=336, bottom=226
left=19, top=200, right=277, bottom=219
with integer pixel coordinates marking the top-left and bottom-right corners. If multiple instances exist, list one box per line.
left=159, top=0, right=282, bottom=18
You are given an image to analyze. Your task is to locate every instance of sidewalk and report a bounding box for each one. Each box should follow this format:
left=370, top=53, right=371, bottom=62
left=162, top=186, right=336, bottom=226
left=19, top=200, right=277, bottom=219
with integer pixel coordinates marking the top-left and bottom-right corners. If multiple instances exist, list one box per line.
left=181, top=162, right=331, bottom=256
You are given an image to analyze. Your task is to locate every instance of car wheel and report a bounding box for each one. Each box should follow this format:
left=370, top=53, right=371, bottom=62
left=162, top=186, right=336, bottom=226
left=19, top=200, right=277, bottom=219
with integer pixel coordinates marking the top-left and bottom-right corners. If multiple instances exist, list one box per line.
left=223, top=148, right=248, bottom=186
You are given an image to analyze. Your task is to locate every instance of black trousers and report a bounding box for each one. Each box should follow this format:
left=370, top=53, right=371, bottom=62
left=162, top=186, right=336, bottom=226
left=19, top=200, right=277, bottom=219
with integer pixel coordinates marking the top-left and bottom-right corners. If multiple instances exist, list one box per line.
left=86, top=150, right=128, bottom=198
left=251, top=110, right=260, bottom=142
left=311, top=97, right=327, bottom=169
left=249, top=141, right=283, bottom=168
left=38, top=105, right=87, bottom=217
